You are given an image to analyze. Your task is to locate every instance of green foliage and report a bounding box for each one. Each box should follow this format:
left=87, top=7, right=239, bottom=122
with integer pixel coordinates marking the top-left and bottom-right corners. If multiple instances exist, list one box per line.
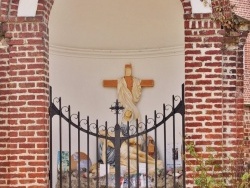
left=186, top=142, right=250, bottom=188
left=239, top=172, right=250, bottom=188
left=186, top=142, right=226, bottom=188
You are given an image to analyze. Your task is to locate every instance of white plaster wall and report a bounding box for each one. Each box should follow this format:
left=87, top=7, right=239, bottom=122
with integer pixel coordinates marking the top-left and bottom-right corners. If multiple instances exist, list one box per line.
left=49, top=0, right=184, bottom=50
left=49, top=50, right=184, bottom=186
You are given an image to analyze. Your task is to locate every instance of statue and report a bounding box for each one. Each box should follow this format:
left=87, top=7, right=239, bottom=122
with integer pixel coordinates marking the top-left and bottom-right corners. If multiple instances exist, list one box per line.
left=103, top=64, right=154, bottom=123
left=98, top=128, right=163, bottom=175
left=103, top=64, right=155, bottom=149
left=98, top=64, right=161, bottom=175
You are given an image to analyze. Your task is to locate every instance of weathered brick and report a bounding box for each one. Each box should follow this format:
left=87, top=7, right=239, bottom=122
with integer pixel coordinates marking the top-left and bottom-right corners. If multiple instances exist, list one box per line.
left=0, top=1, right=248, bottom=188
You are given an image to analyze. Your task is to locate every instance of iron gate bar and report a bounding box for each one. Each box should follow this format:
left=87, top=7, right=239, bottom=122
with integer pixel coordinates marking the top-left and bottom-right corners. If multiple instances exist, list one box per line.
left=68, top=105, right=72, bottom=188
left=49, top=87, right=53, bottom=188
left=77, top=112, right=80, bottom=188
left=96, top=120, right=99, bottom=188
left=154, top=110, right=158, bottom=187
left=182, top=83, right=186, bottom=188
left=114, top=123, right=121, bottom=188
left=163, top=104, right=167, bottom=188
left=127, top=122, right=131, bottom=188
left=87, top=117, right=90, bottom=188
left=136, top=120, right=139, bottom=188
left=145, top=116, right=149, bottom=188
left=173, top=95, right=176, bottom=187
left=110, top=100, right=124, bottom=188
left=59, top=97, right=62, bottom=188
left=105, top=122, right=108, bottom=188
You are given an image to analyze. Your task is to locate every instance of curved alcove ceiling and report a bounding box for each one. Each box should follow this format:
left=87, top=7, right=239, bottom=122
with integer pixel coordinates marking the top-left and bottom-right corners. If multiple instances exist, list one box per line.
left=49, top=0, right=184, bottom=51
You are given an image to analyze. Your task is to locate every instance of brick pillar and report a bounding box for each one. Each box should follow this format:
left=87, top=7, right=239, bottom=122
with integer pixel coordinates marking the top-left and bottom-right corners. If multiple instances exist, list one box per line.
left=221, top=32, right=247, bottom=181
left=0, top=25, right=11, bottom=186
left=0, top=0, right=53, bottom=186
left=244, top=35, right=250, bottom=104
left=0, top=18, right=50, bottom=188
left=184, top=13, right=224, bottom=187
left=231, top=0, right=250, bottom=173
left=244, top=106, right=250, bottom=162
left=244, top=34, right=250, bottom=163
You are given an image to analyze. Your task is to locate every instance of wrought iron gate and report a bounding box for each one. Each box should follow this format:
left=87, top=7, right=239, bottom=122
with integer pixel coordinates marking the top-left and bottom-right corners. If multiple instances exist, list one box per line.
left=49, top=84, right=185, bottom=188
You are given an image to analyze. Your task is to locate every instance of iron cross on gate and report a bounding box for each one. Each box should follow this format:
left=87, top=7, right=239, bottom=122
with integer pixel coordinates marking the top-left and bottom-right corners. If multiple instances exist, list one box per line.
left=110, top=99, right=124, bottom=125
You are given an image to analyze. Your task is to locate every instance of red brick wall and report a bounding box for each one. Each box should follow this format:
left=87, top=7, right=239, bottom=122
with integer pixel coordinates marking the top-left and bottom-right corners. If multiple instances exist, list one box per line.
left=244, top=106, right=250, bottom=162
left=180, top=0, right=192, bottom=14
left=0, top=0, right=51, bottom=187
left=222, top=31, right=249, bottom=181
left=0, top=30, right=11, bottom=186
left=232, top=0, right=250, bottom=168
left=0, top=0, right=249, bottom=187
left=184, top=0, right=250, bottom=186
left=184, top=13, right=225, bottom=186
left=243, top=32, right=250, bottom=165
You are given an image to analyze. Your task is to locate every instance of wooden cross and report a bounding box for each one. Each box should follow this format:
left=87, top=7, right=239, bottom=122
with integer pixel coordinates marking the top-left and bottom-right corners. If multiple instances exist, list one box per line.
left=103, top=64, right=154, bottom=92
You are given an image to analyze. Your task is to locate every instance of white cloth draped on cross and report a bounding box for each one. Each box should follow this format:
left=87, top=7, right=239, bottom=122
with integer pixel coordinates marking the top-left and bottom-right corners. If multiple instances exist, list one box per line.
left=117, top=77, right=142, bottom=123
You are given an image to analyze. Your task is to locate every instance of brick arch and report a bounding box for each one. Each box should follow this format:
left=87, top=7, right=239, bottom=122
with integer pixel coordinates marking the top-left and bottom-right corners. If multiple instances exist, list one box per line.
left=0, top=0, right=249, bottom=187
left=0, top=0, right=192, bottom=21
left=0, top=0, right=11, bottom=19
left=0, top=0, right=192, bottom=19
left=179, top=0, right=192, bottom=14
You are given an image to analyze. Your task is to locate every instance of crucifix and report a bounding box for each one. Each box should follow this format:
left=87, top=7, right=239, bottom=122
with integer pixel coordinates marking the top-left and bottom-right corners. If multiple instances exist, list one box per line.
left=103, top=64, right=154, bottom=123
left=103, top=64, right=156, bottom=165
